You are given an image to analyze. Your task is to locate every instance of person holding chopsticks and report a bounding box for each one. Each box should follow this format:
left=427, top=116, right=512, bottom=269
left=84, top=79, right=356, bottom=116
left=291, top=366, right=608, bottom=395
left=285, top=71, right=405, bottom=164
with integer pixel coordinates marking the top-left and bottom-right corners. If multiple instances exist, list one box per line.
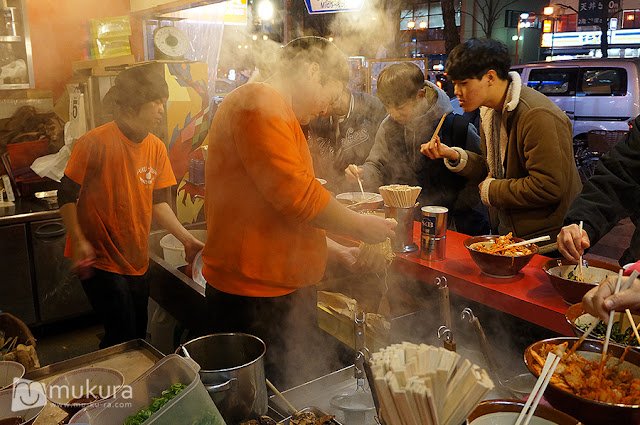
left=201, top=37, right=396, bottom=388
left=345, top=62, right=489, bottom=235
left=421, top=38, right=581, bottom=254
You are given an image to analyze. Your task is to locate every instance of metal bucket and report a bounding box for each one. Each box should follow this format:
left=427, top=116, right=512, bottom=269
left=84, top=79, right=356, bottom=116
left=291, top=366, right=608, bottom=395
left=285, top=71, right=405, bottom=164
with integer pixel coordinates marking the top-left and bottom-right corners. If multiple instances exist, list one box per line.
left=177, top=333, right=267, bottom=424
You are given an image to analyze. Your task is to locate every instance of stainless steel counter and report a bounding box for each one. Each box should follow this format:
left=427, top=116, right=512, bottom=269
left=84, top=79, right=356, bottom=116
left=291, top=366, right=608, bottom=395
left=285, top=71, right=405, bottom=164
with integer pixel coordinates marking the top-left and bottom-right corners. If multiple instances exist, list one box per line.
left=0, top=197, right=60, bottom=225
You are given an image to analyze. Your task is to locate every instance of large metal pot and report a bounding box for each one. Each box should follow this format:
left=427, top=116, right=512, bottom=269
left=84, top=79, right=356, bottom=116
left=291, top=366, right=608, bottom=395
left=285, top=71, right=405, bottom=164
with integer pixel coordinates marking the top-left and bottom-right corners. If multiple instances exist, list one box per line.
left=177, top=333, right=267, bottom=424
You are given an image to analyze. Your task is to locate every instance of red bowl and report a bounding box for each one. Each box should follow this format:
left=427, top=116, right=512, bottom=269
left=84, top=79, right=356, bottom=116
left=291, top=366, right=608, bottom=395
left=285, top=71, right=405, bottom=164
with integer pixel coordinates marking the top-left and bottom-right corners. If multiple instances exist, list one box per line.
left=543, top=258, right=620, bottom=304
left=464, top=235, right=538, bottom=278
left=524, top=337, right=640, bottom=425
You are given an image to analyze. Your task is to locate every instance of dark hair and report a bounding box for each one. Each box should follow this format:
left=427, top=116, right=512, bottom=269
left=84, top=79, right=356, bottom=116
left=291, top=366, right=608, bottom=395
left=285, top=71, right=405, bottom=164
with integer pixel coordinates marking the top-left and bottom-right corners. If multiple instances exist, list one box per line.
left=278, top=36, right=349, bottom=85
left=445, top=38, right=511, bottom=80
left=376, top=62, right=424, bottom=107
left=103, top=64, right=168, bottom=111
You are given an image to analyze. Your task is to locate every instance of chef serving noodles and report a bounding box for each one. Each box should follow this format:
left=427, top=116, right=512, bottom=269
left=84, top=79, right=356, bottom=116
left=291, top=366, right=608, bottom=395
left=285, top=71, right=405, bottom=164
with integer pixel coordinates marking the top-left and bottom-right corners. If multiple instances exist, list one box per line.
left=201, top=36, right=396, bottom=387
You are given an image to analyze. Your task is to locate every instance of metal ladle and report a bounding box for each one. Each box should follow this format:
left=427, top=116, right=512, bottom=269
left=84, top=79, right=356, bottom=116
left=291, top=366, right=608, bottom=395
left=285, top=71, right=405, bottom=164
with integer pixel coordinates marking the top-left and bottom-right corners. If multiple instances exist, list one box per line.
left=461, top=308, right=536, bottom=399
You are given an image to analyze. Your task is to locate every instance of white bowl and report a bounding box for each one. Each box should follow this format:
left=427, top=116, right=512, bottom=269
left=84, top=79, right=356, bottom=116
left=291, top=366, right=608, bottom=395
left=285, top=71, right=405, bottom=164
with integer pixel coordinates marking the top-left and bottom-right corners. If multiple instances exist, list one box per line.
left=0, top=387, right=45, bottom=424
left=0, top=361, right=25, bottom=390
left=316, top=178, right=327, bottom=185
left=336, top=192, right=383, bottom=210
left=46, top=367, right=124, bottom=413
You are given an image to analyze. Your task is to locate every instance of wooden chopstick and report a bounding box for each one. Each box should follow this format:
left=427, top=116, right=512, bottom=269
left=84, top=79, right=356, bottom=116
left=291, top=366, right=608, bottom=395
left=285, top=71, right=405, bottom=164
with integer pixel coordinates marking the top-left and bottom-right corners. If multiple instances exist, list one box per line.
left=431, top=113, right=448, bottom=142
left=566, top=320, right=599, bottom=357
left=266, top=378, right=298, bottom=415
left=504, top=235, right=551, bottom=249
left=578, top=221, right=585, bottom=281
left=599, top=269, right=625, bottom=379
left=625, top=309, right=640, bottom=346
left=515, top=352, right=560, bottom=425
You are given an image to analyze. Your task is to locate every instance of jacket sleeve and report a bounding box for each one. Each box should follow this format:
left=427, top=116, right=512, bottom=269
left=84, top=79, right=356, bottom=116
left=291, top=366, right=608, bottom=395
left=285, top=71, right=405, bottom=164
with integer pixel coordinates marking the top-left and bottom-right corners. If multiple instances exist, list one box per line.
left=487, top=107, right=574, bottom=209
left=360, top=120, right=389, bottom=191
left=564, top=124, right=640, bottom=245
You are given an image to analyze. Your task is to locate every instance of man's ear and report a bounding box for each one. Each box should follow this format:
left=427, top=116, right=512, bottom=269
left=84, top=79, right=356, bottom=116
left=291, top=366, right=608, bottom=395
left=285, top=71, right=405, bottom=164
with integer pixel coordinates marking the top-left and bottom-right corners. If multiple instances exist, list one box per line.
left=416, top=88, right=426, bottom=100
left=308, top=61, right=321, bottom=80
left=485, top=69, right=498, bottom=86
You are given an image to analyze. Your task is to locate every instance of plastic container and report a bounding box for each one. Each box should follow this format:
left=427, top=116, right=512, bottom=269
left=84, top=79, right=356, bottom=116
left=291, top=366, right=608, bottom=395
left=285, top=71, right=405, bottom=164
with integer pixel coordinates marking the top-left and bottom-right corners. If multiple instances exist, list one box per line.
left=159, top=230, right=207, bottom=267
left=69, top=354, right=225, bottom=425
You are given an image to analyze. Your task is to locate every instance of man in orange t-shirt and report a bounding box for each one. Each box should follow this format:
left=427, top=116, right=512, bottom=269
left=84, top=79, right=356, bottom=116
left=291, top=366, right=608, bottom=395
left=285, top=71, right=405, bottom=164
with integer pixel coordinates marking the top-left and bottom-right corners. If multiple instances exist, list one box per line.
left=59, top=65, right=204, bottom=348
left=203, top=37, right=396, bottom=387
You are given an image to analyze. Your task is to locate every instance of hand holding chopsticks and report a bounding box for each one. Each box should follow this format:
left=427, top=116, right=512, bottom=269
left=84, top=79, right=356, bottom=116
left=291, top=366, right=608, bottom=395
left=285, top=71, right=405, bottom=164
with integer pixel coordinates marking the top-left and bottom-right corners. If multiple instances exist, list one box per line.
left=515, top=352, right=561, bottom=425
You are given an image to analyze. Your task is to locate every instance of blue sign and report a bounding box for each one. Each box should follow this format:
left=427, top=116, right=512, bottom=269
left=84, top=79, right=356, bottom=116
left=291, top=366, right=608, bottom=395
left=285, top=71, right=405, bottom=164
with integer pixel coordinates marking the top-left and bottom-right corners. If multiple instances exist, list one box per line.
left=304, top=0, right=365, bottom=14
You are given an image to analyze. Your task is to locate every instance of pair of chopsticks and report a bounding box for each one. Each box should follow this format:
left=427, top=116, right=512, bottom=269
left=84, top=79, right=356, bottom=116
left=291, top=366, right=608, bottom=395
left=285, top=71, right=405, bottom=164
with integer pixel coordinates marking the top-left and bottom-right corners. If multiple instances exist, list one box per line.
left=514, top=352, right=561, bottom=425
left=578, top=221, right=585, bottom=281
left=567, top=269, right=640, bottom=358
left=349, top=164, right=366, bottom=200
left=504, top=235, right=551, bottom=249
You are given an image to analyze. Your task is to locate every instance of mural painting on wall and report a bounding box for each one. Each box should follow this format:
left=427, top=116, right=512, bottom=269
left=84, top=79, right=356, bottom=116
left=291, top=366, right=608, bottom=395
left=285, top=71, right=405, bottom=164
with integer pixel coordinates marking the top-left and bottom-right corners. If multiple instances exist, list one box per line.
left=165, top=62, right=210, bottom=223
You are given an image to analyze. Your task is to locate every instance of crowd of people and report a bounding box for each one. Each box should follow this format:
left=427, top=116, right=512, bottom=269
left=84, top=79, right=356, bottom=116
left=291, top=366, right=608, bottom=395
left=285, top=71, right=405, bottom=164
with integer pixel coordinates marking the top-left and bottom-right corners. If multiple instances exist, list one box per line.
left=59, top=36, right=640, bottom=386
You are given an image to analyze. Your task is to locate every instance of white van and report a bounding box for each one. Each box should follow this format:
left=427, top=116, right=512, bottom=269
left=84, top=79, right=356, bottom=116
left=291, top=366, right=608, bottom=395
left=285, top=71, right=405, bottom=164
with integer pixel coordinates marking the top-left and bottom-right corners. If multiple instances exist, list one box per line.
left=512, top=59, right=640, bottom=139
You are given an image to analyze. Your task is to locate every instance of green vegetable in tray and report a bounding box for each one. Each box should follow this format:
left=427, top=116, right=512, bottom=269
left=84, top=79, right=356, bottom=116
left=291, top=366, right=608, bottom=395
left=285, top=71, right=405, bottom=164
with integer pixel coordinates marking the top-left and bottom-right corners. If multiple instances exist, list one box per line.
left=124, top=383, right=186, bottom=425
left=576, top=320, right=639, bottom=346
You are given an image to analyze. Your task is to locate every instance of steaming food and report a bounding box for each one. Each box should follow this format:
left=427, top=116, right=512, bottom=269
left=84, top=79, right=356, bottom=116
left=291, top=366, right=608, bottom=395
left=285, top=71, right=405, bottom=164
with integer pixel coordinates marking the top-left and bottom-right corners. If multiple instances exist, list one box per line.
left=470, top=233, right=533, bottom=256
left=530, top=342, right=640, bottom=405
left=240, top=416, right=278, bottom=425
left=290, top=411, right=338, bottom=425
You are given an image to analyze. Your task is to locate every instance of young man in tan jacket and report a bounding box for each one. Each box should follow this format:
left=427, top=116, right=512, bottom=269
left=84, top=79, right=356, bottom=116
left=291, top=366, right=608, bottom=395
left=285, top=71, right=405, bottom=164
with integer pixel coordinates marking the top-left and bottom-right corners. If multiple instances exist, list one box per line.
left=422, top=38, right=581, bottom=253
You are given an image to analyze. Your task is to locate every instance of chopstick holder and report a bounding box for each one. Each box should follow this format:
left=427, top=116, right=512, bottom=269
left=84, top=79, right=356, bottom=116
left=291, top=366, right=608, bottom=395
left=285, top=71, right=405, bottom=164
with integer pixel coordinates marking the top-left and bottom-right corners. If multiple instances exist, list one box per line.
left=514, top=352, right=560, bottom=425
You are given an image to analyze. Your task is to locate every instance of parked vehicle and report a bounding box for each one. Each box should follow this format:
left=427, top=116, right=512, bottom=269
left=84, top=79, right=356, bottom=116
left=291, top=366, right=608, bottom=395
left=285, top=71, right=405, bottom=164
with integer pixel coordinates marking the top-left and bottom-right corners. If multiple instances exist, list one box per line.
left=451, top=59, right=640, bottom=180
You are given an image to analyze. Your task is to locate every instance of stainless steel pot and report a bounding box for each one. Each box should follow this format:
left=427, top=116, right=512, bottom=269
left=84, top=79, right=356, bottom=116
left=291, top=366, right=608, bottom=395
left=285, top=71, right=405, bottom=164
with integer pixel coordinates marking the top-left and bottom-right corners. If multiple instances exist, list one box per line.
left=177, top=333, right=267, bottom=424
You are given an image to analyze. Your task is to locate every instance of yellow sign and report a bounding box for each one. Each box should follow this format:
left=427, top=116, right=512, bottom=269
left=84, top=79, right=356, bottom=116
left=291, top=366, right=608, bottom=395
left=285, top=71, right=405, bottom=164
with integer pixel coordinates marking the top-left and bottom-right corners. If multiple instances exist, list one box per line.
left=225, top=0, right=247, bottom=26
left=543, top=20, right=552, bottom=33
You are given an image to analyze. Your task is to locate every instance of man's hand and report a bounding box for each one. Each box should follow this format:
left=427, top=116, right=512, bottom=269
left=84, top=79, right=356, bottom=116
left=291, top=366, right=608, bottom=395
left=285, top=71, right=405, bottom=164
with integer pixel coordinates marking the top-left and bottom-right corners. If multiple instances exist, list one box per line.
left=420, top=135, right=459, bottom=161
left=329, top=241, right=390, bottom=273
left=478, top=173, right=493, bottom=194
left=72, top=237, right=96, bottom=280
left=354, top=215, right=396, bottom=244
left=583, top=275, right=640, bottom=321
left=557, top=223, right=590, bottom=263
left=345, top=164, right=363, bottom=184
left=184, top=236, right=205, bottom=264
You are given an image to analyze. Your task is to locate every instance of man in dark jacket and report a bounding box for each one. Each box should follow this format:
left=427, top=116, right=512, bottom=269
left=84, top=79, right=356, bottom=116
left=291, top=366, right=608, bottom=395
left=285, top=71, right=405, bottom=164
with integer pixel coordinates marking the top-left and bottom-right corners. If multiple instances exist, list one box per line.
left=558, top=117, right=640, bottom=265
left=346, top=62, right=489, bottom=235
left=308, top=87, right=387, bottom=193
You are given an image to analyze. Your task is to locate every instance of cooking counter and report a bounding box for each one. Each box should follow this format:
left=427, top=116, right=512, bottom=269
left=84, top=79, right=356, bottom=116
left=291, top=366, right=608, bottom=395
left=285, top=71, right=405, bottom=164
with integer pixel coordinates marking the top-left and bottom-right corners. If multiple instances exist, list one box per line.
left=0, top=197, right=60, bottom=225
left=388, top=222, right=573, bottom=335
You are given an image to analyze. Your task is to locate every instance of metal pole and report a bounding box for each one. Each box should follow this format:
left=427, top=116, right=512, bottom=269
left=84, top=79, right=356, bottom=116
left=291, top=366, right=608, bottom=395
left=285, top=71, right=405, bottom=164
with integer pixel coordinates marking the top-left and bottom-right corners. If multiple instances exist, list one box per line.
left=551, top=16, right=555, bottom=58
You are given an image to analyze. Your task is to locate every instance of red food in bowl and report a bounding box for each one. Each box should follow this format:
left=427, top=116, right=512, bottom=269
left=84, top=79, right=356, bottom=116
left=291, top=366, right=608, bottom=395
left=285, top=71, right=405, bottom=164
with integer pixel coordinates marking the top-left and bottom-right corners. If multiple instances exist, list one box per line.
left=524, top=337, right=640, bottom=425
left=463, top=235, right=538, bottom=278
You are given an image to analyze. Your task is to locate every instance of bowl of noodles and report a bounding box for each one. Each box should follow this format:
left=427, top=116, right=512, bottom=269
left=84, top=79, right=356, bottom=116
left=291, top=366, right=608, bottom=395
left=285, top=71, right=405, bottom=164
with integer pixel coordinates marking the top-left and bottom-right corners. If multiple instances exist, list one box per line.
left=542, top=258, right=620, bottom=305
left=463, top=233, right=539, bottom=278
left=524, top=337, right=640, bottom=425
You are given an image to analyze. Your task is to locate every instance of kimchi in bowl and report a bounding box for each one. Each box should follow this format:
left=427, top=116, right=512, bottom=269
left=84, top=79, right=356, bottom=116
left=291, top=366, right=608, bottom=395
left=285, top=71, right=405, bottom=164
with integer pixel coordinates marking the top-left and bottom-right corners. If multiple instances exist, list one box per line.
left=524, top=337, right=640, bottom=425
left=464, top=234, right=538, bottom=278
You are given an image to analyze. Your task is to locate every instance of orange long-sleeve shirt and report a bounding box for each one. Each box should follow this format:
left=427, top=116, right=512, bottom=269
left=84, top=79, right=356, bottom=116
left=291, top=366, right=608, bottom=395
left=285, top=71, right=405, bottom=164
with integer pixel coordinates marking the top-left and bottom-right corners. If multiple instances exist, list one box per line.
left=202, top=83, right=331, bottom=297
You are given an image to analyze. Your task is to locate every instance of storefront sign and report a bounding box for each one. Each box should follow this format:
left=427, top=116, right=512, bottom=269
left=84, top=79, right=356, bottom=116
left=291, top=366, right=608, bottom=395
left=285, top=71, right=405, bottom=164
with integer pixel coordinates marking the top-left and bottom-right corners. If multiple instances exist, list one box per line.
left=303, top=0, right=365, bottom=14
left=577, top=0, right=619, bottom=26
left=541, top=28, right=640, bottom=47
left=225, top=0, right=247, bottom=25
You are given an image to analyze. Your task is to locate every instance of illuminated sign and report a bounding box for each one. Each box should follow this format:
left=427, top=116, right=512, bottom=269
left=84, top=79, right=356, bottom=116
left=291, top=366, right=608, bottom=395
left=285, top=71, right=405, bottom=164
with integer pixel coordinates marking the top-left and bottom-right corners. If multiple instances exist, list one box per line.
left=543, top=20, right=552, bottom=33
left=304, top=0, right=365, bottom=14
left=541, top=28, right=640, bottom=47
left=225, top=0, right=247, bottom=25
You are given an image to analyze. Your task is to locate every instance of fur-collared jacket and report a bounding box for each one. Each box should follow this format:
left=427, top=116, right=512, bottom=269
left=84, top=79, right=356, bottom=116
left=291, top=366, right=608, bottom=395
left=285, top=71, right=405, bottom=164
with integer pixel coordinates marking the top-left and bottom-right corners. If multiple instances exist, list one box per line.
left=446, top=72, right=582, bottom=250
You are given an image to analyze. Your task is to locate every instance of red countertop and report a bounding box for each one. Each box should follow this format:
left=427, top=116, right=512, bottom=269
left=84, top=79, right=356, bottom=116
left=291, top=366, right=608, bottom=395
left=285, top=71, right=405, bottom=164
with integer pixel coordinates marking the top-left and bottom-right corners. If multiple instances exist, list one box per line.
left=389, top=222, right=573, bottom=335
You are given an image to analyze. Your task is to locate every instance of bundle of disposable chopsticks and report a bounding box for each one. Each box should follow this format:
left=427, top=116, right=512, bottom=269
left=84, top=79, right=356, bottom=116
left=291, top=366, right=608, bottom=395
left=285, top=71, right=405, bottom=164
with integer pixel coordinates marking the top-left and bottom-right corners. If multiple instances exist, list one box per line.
left=370, top=342, right=494, bottom=425
left=379, top=185, right=422, bottom=208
